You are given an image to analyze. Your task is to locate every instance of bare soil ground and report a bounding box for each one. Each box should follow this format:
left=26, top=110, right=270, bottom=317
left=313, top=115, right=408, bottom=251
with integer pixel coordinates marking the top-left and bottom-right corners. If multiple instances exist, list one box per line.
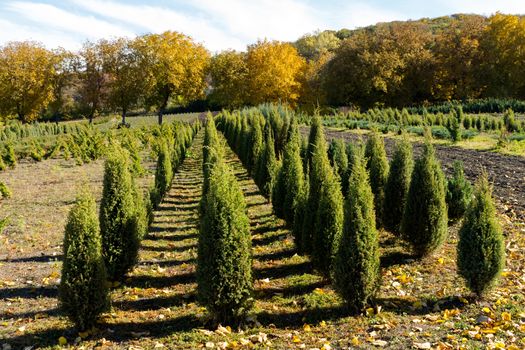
left=304, top=126, right=525, bottom=221
left=1, top=130, right=524, bottom=349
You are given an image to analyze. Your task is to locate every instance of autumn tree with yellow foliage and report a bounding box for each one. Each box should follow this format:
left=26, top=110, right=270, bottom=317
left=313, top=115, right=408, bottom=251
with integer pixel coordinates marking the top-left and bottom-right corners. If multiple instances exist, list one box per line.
left=432, top=15, right=486, bottom=101
left=139, top=31, right=209, bottom=124
left=245, top=40, right=306, bottom=106
left=48, top=48, right=77, bottom=120
left=479, top=13, right=525, bottom=99
left=209, top=50, right=248, bottom=108
left=102, top=38, right=153, bottom=125
left=0, top=41, right=57, bottom=122
left=77, top=40, right=111, bottom=123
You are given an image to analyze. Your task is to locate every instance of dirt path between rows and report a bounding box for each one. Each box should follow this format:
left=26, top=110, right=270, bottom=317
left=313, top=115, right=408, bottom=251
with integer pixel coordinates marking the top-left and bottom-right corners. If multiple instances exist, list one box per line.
left=300, top=127, right=525, bottom=221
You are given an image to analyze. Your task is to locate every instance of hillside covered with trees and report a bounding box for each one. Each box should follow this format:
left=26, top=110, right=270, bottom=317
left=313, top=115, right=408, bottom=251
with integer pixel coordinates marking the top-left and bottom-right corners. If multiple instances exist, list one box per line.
left=1, top=13, right=525, bottom=122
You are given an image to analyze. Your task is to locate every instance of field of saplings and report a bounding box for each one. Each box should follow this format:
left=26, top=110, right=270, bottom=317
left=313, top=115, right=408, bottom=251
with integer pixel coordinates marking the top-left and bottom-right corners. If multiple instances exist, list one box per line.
left=0, top=107, right=524, bottom=349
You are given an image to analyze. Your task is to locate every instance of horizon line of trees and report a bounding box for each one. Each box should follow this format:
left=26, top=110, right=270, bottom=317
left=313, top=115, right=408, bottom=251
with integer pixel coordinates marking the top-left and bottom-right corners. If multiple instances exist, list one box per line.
left=2, top=13, right=525, bottom=123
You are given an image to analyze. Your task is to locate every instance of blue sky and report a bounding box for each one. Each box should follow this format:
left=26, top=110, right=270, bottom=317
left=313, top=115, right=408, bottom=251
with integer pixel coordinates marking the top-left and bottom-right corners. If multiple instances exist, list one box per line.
left=0, top=0, right=524, bottom=52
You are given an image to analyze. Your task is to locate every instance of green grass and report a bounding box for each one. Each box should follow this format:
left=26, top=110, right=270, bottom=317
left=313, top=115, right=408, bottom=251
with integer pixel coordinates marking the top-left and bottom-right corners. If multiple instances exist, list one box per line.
left=96, top=113, right=202, bottom=129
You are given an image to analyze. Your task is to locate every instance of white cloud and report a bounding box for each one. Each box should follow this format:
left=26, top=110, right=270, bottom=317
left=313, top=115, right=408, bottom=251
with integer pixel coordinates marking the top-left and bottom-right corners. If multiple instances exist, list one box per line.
left=3, top=0, right=525, bottom=53
left=329, top=2, right=411, bottom=29
left=188, top=0, right=324, bottom=42
left=0, top=18, right=80, bottom=49
left=6, top=1, right=134, bottom=41
left=72, top=0, right=246, bottom=52
left=73, top=0, right=331, bottom=51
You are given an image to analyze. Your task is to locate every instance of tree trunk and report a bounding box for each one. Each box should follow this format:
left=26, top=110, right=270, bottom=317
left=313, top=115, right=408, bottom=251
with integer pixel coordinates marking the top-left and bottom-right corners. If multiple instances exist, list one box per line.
left=158, top=109, right=163, bottom=125
left=121, top=109, right=127, bottom=125
left=158, top=92, right=169, bottom=125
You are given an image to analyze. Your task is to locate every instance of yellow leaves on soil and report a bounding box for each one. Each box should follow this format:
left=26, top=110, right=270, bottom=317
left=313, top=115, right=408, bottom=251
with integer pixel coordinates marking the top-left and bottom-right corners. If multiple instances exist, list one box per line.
left=436, top=308, right=461, bottom=323
left=42, top=269, right=60, bottom=285
left=0, top=280, right=15, bottom=287
left=58, top=336, right=67, bottom=346
left=396, top=273, right=414, bottom=284
left=501, top=312, right=511, bottom=321
left=215, top=325, right=232, bottom=336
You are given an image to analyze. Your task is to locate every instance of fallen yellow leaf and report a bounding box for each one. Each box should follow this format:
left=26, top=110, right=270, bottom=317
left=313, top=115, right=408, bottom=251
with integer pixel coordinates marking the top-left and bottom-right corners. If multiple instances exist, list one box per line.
left=292, top=335, right=301, bottom=343
left=351, top=337, right=360, bottom=346
left=396, top=274, right=412, bottom=284
left=303, top=324, right=311, bottom=332
left=58, top=336, right=67, bottom=346
left=365, top=307, right=375, bottom=316
left=480, top=328, right=496, bottom=334
left=437, top=257, right=444, bottom=264
left=501, top=312, right=511, bottom=321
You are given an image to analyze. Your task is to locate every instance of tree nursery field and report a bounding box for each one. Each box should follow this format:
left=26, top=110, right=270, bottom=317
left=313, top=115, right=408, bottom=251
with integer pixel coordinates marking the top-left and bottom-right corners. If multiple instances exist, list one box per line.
left=1, top=9, right=525, bottom=350
left=0, top=106, right=523, bottom=350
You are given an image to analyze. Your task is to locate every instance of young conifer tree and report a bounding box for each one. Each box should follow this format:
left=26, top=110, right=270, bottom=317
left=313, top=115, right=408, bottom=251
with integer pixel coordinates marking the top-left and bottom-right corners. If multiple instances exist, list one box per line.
left=401, top=140, right=448, bottom=257
left=202, top=114, right=221, bottom=200
left=271, top=160, right=285, bottom=218
left=457, top=173, right=505, bottom=298
left=99, top=145, right=140, bottom=281
left=383, top=136, right=414, bottom=234
left=293, top=175, right=309, bottom=252
left=256, top=124, right=277, bottom=198
left=312, top=164, right=344, bottom=276
left=446, top=161, right=473, bottom=221
left=60, top=188, right=109, bottom=331
left=238, top=117, right=249, bottom=164
left=301, top=116, right=324, bottom=255
left=345, top=141, right=357, bottom=190
left=334, top=147, right=380, bottom=313
left=283, top=120, right=305, bottom=226
left=328, top=138, right=349, bottom=195
left=248, top=118, right=263, bottom=175
left=307, top=119, right=344, bottom=276
left=365, top=132, right=389, bottom=227
left=154, top=139, right=173, bottom=201
left=305, top=116, right=322, bottom=171
left=197, top=159, right=253, bottom=326
left=133, top=186, right=149, bottom=240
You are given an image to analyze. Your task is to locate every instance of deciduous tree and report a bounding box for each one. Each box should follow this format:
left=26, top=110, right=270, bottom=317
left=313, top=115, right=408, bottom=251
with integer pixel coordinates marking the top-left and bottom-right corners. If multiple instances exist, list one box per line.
left=245, top=40, right=305, bottom=106
left=0, top=41, right=56, bottom=122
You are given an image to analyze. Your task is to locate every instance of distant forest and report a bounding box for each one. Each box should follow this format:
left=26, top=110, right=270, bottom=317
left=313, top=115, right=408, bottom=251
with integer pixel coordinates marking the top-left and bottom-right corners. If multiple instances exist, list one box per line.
left=1, top=13, right=525, bottom=122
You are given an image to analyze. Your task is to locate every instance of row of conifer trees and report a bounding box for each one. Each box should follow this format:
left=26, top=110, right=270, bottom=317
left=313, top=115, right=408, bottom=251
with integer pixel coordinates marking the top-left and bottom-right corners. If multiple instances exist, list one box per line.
left=216, top=107, right=505, bottom=313
left=58, top=121, right=198, bottom=332
left=197, top=114, right=254, bottom=326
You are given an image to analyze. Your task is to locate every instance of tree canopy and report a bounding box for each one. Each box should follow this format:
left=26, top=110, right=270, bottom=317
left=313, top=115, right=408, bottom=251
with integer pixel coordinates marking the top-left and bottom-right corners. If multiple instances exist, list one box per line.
left=3, top=13, right=525, bottom=121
